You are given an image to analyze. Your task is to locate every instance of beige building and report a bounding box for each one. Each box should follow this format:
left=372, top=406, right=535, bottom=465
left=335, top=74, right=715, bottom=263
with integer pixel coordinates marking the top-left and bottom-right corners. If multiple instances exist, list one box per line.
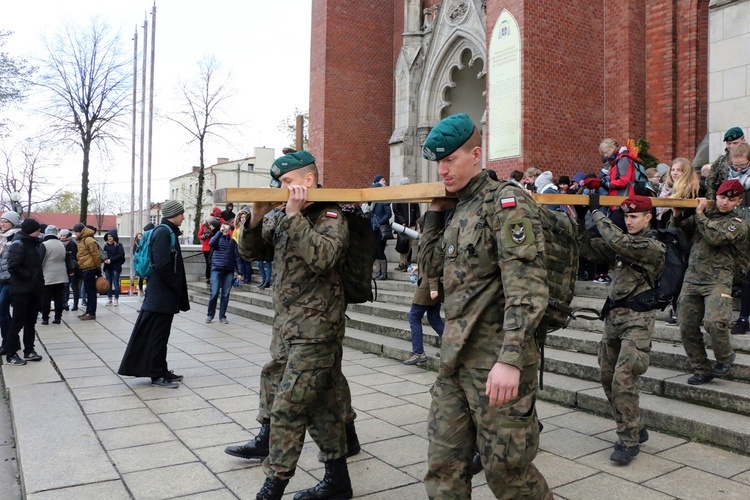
left=168, top=147, right=275, bottom=241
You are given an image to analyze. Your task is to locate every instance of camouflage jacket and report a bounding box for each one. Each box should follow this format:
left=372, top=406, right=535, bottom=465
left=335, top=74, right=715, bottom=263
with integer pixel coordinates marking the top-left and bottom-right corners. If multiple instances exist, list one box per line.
left=579, top=212, right=665, bottom=320
left=239, top=202, right=348, bottom=344
left=706, top=152, right=750, bottom=208
left=420, top=172, right=549, bottom=375
left=673, top=208, right=749, bottom=287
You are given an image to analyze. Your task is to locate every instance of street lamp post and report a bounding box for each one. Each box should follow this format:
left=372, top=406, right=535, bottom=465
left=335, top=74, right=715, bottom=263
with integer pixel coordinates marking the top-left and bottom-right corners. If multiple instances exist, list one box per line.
left=8, top=191, right=22, bottom=215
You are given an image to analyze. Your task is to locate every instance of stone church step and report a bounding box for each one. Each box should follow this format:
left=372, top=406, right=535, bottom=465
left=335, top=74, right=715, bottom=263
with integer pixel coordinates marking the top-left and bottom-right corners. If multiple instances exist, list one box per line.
left=546, top=328, right=750, bottom=383
left=539, top=372, right=750, bottom=454
left=543, top=347, right=750, bottom=418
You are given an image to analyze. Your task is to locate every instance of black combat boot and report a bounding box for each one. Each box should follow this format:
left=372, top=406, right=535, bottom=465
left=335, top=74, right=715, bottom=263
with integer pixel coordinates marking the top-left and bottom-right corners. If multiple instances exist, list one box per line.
left=225, top=421, right=270, bottom=459
left=345, top=421, right=361, bottom=457
left=293, top=457, right=353, bottom=500
left=256, top=477, right=289, bottom=500
left=469, top=450, right=483, bottom=476
left=610, top=441, right=639, bottom=465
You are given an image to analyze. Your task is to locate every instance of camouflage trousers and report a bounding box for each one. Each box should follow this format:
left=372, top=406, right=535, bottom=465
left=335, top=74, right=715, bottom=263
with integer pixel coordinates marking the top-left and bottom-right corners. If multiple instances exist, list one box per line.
left=600, top=307, right=654, bottom=447
left=263, top=341, right=347, bottom=481
left=257, top=328, right=356, bottom=426
left=425, top=364, right=551, bottom=500
left=678, top=283, right=735, bottom=375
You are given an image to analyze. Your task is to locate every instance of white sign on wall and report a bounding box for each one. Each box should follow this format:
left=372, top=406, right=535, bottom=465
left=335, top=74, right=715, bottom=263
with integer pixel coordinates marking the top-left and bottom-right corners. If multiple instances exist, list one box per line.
left=488, top=9, right=521, bottom=160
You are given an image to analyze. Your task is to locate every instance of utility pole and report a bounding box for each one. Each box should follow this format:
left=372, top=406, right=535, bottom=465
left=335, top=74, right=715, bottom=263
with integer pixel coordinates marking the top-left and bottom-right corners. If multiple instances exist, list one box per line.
left=147, top=2, right=157, bottom=220
left=130, top=27, right=138, bottom=296
left=139, top=17, right=148, bottom=231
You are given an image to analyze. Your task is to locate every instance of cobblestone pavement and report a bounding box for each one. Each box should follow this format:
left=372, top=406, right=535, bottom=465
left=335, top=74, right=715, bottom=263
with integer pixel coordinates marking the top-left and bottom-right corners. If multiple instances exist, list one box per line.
left=4, top=296, right=750, bottom=499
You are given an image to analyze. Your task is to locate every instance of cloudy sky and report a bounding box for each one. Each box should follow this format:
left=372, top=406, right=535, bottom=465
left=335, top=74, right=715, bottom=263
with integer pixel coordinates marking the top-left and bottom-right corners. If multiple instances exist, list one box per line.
left=1, top=0, right=311, bottom=210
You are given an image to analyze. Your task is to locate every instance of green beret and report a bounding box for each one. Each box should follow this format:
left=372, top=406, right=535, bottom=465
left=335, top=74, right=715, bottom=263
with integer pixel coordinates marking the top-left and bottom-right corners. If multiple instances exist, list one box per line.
left=423, top=113, right=476, bottom=161
left=270, top=151, right=316, bottom=179
left=724, top=127, right=744, bottom=142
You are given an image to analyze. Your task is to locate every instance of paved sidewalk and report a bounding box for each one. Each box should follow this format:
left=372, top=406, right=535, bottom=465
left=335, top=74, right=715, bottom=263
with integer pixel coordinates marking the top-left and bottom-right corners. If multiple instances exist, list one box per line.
left=3, top=296, right=750, bottom=499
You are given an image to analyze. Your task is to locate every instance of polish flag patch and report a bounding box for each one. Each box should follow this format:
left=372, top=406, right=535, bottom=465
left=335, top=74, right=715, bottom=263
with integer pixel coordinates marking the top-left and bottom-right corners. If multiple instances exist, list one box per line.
left=325, top=211, right=339, bottom=219
left=500, top=197, right=517, bottom=209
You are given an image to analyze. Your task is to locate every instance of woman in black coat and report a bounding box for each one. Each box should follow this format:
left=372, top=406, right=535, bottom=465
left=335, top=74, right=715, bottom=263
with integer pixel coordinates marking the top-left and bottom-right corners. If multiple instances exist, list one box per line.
left=103, top=231, right=125, bottom=305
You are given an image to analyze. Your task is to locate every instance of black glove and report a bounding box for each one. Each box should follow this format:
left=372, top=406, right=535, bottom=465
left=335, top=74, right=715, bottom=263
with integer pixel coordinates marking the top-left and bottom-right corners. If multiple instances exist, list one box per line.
left=574, top=204, right=588, bottom=221
left=589, top=193, right=601, bottom=212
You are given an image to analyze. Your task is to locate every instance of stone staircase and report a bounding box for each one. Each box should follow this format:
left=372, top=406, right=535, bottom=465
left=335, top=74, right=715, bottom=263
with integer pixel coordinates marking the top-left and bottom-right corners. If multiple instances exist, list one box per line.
left=187, top=266, right=750, bottom=454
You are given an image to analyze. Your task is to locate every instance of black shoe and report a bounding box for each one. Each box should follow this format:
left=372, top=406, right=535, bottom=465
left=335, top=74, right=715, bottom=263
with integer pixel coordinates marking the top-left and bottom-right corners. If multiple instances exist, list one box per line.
left=41, top=320, right=49, bottom=325
left=71, top=306, right=79, bottom=311
left=713, top=353, right=736, bottom=378
left=5, top=354, right=26, bottom=366
left=293, top=457, right=352, bottom=500
left=164, top=370, right=183, bottom=382
left=256, top=477, right=289, bottom=500
left=225, top=421, right=270, bottom=459
left=24, top=351, right=43, bottom=362
left=52, top=319, right=61, bottom=324
left=687, top=373, right=714, bottom=385
left=469, top=450, right=483, bottom=476
left=639, top=427, right=649, bottom=444
left=345, top=420, right=360, bottom=457
left=610, top=441, right=639, bottom=465
left=732, top=318, right=749, bottom=335
left=151, top=377, right=179, bottom=388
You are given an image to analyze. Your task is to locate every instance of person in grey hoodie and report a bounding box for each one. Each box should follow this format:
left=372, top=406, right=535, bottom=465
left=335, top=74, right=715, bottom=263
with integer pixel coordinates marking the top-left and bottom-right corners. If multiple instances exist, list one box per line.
left=0, top=211, right=22, bottom=354
left=39, top=225, right=69, bottom=325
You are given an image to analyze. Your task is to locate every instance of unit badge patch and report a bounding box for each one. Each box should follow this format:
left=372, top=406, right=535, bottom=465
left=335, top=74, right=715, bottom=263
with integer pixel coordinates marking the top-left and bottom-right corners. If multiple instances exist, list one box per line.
left=325, top=211, right=338, bottom=219
left=510, top=222, right=526, bottom=244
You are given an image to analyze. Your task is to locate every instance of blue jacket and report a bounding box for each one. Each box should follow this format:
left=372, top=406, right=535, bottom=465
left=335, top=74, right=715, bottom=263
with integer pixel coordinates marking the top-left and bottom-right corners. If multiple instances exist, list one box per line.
left=369, top=183, right=393, bottom=230
left=209, top=231, right=242, bottom=273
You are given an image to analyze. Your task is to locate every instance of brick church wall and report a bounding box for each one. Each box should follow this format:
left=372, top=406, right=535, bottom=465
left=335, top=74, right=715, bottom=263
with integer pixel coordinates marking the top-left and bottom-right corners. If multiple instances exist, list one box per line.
left=310, top=1, right=707, bottom=184
left=309, top=0, right=395, bottom=188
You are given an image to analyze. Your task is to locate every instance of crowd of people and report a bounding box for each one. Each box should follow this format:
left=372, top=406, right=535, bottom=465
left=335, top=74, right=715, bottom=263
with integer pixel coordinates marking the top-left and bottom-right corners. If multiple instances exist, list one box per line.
left=0, top=216, right=127, bottom=365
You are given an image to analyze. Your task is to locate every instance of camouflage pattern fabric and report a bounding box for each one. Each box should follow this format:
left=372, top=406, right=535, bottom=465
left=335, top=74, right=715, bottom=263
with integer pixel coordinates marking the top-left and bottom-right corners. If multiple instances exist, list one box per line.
left=674, top=210, right=749, bottom=375
left=264, top=342, right=346, bottom=481
left=257, top=332, right=356, bottom=432
left=239, top=202, right=350, bottom=480
left=579, top=210, right=665, bottom=447
left=705, top=152, right=729, bottom=201
left=674, top=209, right=749, bottom=287
left=678, top=283, right=735, bottom=375
left=706, top=152, right=750, bottom=207
left=420, top=172, right=549, bottom=374
left=425, top=364, right=551, bottom=499
left=420, top=171, right=550, bottom=498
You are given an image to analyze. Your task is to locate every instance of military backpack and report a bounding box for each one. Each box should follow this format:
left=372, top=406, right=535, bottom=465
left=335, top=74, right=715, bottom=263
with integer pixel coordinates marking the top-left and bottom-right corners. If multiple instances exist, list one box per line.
left=482, top=182, right=597, bottom=387
left=311, top=203, right=374, bottom=305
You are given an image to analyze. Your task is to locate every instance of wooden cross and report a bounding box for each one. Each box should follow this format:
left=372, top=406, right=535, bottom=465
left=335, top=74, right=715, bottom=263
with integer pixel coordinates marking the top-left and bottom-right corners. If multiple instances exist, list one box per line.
left=212, top=182, right=704, bottom=208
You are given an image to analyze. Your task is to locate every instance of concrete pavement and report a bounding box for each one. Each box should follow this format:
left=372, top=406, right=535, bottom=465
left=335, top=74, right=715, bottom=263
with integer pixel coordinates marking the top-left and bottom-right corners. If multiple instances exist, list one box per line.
left=2, top=295, right=750, bottom=499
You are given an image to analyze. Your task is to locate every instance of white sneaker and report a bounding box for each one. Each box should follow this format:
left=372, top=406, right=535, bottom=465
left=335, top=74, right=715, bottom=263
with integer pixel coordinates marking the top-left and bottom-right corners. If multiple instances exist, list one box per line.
left=105, top=300, right=113, bottom=306
left=114, top=299, right=119, bottom=306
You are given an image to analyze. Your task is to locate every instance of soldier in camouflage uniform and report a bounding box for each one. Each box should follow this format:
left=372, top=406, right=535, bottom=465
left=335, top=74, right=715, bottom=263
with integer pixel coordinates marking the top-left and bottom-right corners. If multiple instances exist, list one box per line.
left=705, top=127, right=746, bottom=201
left=236, top=151, right=353, bottom=500
left=420, top=113, right=551, bottom=499
left=673, top=179, right=750, bottom=386
left=577, top=195, right=665, bottom=465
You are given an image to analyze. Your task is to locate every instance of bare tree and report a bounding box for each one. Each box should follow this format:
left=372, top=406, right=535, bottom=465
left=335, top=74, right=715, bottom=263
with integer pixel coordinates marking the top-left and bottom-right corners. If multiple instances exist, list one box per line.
left=89, top=177, right=127, bottom=231
left=0, top=30, right=35, bottom=134
left=0, top=138, right=62, bottom=216
left=36, top=18, right=131, bottom=223
left=167, top=56, right=235, bottom=243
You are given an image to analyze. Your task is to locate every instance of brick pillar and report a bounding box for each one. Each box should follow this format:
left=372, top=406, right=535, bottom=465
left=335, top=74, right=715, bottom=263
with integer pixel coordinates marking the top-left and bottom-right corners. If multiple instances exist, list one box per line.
left=646, top=0, right=678, bottom=162
left=604, top=0, right=648, bottom=141
left=309, top=0, right=394, bottom=188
